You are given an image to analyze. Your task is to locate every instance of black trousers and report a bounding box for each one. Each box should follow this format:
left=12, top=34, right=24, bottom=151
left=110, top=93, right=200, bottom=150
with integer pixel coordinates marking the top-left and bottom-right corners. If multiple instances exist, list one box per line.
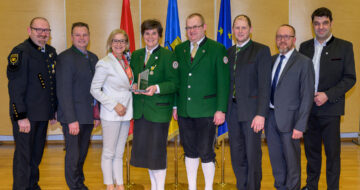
left=303, top=115, right=340, bottom=190
left=178, top=116, right=216, bottom=163
left=265, top=110, right=301, bottom=190
left=62, top=123, right=94, bottom=190
left=12, top=120, right=48, bottom=190
left=227, top=102, right=262, bottom=190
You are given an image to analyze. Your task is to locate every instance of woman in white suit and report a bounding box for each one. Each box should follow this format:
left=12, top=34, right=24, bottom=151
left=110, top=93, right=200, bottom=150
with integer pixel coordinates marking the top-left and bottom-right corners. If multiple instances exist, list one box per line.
left=90, top=29, right=133, bottom=190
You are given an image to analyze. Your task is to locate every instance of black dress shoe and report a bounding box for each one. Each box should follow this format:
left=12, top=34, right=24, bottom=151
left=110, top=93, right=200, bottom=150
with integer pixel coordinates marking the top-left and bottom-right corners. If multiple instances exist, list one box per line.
left=301, top=186, right=309, bottom=190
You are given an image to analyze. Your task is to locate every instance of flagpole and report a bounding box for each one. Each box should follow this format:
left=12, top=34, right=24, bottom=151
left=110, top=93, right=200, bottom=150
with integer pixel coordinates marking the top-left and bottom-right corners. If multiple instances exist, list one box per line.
left=213, top=138, right=237, bottom=190
left=165, top=135, right=188, bottom=190
left=125, top=140, right=144, bottom=190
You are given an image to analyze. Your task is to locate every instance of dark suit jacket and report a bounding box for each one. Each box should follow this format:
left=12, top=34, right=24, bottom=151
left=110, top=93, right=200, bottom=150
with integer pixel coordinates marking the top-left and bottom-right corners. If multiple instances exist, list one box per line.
left=272, top=50, right=315, bottom=132
left=227, top=40, right=272, bottom=121
left=174, top=37, right=230, bottom=118
left=7, top=38, right=57, bottom=121
left=299, top=36, right=356, bottom=116
left=56, top=46, right=99, bottom=124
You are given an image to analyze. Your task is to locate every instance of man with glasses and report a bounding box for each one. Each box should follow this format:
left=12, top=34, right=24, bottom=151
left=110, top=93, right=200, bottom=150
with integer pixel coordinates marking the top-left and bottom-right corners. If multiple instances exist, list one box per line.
left=300, top=7, right=356, bottom=190
left=7, top=17, right=57, bottom=190
left=226, top=15, right=272, bottom=190
left=174, top=13, right=229, bottom=190
left=56, top=22, right=99, bottom=190
left=265, top=24, right=314, bottom=190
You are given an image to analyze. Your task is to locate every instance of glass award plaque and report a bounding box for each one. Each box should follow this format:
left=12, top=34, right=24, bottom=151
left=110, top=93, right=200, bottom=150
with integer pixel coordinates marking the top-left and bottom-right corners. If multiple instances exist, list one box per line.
left=130, top=69, right=149, bottom=93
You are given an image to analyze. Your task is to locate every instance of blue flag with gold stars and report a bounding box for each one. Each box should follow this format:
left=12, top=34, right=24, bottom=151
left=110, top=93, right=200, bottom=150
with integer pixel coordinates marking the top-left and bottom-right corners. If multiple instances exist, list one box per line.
left=217, top=0, right=231, bottom=141
left=217, top=0, right=232, bottom=49
left=164, top=0, right=181, bottom=51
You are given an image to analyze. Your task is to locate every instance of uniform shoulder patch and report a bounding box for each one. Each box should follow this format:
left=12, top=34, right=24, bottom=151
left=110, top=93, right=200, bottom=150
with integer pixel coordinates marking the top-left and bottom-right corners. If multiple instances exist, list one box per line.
left=172, top=61, right=179, bottom=69
left=7, top=49, right=22, bottom=72
left=223, top=56, right=228, bottom=64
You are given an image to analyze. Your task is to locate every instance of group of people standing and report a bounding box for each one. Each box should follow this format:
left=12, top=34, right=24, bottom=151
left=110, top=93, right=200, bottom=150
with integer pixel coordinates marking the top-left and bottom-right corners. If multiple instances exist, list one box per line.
left=7, top=6, right=356, bottom=190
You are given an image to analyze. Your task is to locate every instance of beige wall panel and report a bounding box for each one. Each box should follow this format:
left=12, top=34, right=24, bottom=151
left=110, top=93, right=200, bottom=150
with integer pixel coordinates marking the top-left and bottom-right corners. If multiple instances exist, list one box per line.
left=229, top=0, right=289, bottom=54
left=141, top=0, right=215, bottom=46
left=0, top=0, right=65, bottom=135
left=65, top=0, right=140, bottom=58
left=290, top=0, right=360, bottom=132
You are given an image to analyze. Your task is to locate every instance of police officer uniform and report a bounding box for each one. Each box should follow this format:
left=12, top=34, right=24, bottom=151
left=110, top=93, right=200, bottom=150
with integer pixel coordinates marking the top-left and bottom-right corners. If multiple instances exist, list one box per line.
left=7, top=38, right=57, bottom=190
left=130, top=45, right=179, bottom=170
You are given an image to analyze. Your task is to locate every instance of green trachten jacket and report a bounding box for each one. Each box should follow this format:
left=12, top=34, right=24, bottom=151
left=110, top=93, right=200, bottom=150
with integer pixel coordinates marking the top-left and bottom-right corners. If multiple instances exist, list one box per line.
left=131, top=46, right=179, bottom=122
left=174, top=37, right=230, bottom=118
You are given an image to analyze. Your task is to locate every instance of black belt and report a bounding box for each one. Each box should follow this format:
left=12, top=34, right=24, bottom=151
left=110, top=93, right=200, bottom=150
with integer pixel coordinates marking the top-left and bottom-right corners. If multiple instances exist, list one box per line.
left=232, top=98, right=237, bottom=103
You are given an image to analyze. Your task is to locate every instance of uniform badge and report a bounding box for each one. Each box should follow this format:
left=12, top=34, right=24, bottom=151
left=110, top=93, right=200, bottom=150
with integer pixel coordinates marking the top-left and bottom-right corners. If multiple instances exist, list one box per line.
left=172, top=61, right=179, bottom=69
left=49, top=53, right=53, bottom=58
left=10, top=54, right=19, bottom=65
left=223, top=56, right=228, bottom=64
left=202, top=50, right=205, bottom=53
left=155, top=56, right=158, bottom=60
left=184, top=50, right=186, bottom=53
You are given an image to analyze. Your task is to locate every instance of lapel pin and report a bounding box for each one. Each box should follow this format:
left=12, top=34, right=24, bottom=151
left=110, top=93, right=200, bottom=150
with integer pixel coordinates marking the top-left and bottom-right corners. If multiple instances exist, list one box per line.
left=155, top=56, right=158, bottom=60
left=202, top=50, right=205, bottom=53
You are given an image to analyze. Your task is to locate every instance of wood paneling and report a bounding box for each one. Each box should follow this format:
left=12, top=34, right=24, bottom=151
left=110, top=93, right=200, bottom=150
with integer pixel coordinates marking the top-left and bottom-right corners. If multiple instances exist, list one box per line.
left=290, top=0, right=360, bottom=132
left=0, top=0, right=358, bottom=135
left=0, top=0, right=65, bottom=135
left=0, top=142, right=359, bottom=189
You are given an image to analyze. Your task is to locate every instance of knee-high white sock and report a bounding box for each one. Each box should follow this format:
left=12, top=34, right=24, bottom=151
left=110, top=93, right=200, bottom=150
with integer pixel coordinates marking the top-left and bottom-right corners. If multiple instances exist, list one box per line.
left=148, top=169, right=157, bottom=190
left=201, top=162, right=215, bottom=190
left=185, top=157, right=200, bottom=190
left=152, top=169, right=166, bottom=190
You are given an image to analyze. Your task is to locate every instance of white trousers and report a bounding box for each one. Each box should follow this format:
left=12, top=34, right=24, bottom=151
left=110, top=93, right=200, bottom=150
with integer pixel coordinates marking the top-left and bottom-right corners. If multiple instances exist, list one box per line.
left=101, top=120, right=130, bottom=185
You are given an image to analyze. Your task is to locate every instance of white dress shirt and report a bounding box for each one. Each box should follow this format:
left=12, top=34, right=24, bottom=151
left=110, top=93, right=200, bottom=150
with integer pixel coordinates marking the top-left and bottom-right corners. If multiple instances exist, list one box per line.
left=270, top=48, right=295, bottom=108
left=312, top=34, right=333, bottom=92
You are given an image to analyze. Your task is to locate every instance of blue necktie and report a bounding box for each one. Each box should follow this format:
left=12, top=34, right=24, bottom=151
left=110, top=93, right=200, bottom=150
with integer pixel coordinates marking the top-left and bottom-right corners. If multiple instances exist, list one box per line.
left=270, top=55, right=285, bottom=105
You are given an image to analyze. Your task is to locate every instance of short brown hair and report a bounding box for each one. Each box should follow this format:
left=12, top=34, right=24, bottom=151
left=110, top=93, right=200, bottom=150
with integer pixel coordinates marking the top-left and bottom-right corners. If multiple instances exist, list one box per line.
left=71, top=22, right=89, bottom=34
left=233, top=14, right=251, bottom=28
left=141, top=19, right=163, bottom=38
left=186, top=13, right=205, bottom=25
left=279, top=24, right=296, bottom=36
left=106, top=29, right=129, bottom=53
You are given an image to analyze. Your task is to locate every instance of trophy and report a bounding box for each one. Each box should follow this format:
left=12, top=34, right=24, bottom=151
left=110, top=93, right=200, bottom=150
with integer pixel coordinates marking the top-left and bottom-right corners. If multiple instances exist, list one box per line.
left=130, top=69, right=149, bottom=93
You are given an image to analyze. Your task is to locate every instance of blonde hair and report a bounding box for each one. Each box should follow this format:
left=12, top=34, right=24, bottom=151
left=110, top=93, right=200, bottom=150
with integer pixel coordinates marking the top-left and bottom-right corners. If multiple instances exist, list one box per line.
left=106, top=29, right=129, bottom=53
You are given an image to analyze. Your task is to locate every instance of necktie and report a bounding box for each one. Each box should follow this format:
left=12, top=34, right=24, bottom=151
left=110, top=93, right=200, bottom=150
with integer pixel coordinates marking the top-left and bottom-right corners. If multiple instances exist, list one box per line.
left=270, top=55, right=285, bottom=105
left=191, top=43, right=198, bottom=58
left=144, top=51, right=151, bottom=65
left=233, top=47, right=241, bottom=97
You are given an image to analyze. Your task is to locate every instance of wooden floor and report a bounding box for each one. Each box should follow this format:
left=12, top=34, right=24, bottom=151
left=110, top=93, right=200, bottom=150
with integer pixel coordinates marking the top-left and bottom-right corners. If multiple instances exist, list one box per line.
left=0, top=141, right=359, bottom=190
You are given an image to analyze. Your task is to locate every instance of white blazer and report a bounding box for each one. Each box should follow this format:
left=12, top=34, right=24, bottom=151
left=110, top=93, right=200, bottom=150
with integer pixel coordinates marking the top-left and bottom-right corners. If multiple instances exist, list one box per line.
left=90, top=53, right=133, bottom=121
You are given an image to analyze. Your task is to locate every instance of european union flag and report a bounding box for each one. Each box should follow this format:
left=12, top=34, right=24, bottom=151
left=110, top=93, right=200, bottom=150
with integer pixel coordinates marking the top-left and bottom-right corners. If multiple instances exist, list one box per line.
left=217, top=0, right=232, bottom=49
left=217, top=0, right=231, bottom=141
left=165, top=0, right=181, bottom=51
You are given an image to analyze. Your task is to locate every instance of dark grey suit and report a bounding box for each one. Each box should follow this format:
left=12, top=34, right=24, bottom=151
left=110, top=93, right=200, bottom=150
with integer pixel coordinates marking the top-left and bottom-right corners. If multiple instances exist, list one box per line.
left=56, top=46, right=98, bottom=190
left=226, top=40, right=272, bottom=190
left=299, top=36, right=356, bottom=190
left=265, top=50, right=314, bottom=190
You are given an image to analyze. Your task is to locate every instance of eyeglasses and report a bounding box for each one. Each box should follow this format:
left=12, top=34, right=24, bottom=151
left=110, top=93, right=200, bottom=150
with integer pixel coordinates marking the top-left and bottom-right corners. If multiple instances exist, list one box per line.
left=31, top=27, right=51, bottom=34
left=276, top=35, right=294, bottom=41
left=112, top=39, right=127, bottom=44
left=185, top=25, right=203, bottom=31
